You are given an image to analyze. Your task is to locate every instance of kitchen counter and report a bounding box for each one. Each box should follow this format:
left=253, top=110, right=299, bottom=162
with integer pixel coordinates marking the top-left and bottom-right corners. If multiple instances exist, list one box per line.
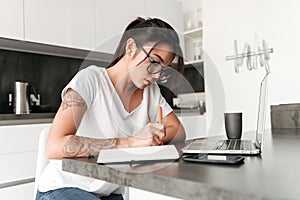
left=174, top=108, right=205, bottom=116
left=0, top=108, right=204, bottom=126
left=62, top=129, right=300, bottom=199
left=0, top=113, right=55, bottom=126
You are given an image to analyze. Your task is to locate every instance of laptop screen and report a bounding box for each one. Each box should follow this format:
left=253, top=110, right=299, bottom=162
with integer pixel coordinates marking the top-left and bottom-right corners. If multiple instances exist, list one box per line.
left=256, top=73, right=269, bottom=147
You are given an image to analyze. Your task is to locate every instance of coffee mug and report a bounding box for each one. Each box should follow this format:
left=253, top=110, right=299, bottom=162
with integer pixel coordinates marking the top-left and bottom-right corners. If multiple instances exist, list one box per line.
left=224, top=112, right=242, bottom=139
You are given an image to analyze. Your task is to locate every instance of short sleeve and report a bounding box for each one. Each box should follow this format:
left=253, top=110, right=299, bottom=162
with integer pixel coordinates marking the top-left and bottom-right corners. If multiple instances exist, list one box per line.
left=61, top=65, right=101, bottom=108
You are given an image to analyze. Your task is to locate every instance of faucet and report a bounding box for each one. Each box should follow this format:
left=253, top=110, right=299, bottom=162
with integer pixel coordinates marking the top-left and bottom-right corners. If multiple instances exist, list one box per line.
left=30, top=94, right=40, bottom=106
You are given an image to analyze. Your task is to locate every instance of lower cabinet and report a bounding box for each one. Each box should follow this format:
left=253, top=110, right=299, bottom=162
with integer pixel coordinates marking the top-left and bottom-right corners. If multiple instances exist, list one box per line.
left=0, top=123, right=51, bottom=200
left=0, top=182, right=35, bottom=200
left=5, top=186, right=184, bottom=200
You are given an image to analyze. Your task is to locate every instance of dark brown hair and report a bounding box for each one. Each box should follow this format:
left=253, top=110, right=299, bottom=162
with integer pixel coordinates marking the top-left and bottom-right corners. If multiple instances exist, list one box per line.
left=107, top=17, right=184, bottom=88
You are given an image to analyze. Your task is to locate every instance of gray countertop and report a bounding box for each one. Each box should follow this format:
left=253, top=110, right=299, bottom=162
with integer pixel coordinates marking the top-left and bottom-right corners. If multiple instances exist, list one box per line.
left=0, top=113, right=55, bottom=126
left=62, top=129, right=300, bottom=199
left=0, top=109, right=203, bottom=126
left=173, top=108, right=205, bottom=116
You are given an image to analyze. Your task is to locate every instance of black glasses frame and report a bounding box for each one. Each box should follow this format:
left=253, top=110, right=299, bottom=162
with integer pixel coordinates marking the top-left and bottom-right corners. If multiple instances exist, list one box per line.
left=134, top=40, right=172, bottom=82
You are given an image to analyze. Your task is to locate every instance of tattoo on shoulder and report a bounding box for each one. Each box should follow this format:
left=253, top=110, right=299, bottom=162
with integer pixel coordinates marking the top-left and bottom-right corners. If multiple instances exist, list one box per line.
left=62, top=135, right=120, bottom=158
left=61, top=90, right=86, bottom=110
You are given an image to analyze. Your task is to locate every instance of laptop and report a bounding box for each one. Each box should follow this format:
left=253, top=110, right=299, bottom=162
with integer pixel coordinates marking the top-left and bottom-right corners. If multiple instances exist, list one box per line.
left=181, top=73, right=269, bottom=155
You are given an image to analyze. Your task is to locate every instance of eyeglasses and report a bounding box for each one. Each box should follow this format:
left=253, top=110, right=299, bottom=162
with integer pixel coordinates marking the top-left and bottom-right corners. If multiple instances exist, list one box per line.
left=135, top=40, right=172, bottom=83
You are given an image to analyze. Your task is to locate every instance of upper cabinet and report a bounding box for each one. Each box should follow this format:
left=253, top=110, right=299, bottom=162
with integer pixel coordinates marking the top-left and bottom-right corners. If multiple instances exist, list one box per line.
left=145, top=0, right=184, bottom=53
left=24, top=0, right=95, bottom=50
left=1, top=0, right=183, bottom=52
left=0, top=0, right=24, bottom=40
left=144, top=0, right=184, bottom=39
left=95, top=0, right=184, bottom=54
left=94, top=0, right=144, bottom=53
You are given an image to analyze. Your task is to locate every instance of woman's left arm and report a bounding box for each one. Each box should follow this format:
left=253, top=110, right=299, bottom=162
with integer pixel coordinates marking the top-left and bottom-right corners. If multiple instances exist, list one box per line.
left=163, top=111, right=186, bottom=143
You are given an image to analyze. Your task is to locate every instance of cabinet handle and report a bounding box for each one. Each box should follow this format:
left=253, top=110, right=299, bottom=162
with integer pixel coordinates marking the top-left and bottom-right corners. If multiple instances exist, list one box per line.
left=0, top=177, right=35, bottom=189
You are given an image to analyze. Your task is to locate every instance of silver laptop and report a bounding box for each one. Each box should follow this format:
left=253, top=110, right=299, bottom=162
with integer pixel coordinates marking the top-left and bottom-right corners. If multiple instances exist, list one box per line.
left=182, top=73, right=269, bottom=155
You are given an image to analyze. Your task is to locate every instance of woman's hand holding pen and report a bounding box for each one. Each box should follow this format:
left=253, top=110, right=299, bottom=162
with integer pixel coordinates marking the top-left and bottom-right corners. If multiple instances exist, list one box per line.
left=125, top=123, right=165, bottom=147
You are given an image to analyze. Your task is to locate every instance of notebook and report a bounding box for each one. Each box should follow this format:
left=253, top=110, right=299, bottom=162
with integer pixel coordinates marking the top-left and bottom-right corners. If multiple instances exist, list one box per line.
left=182, top=73, right=269, bottom=155
left=97, top=145, right=179, bottom=164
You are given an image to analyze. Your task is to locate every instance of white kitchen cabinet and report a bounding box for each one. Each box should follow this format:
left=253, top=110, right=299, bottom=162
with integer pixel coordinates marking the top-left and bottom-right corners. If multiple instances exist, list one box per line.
left=95, top=0, right=184, bottom=54
left=0, top=182, right=34, bottom=200
left=144, top=0, right=184, bottom=50
left=144, top=0, right=184, bottom=36
left=0, top=0, right=24, bottom=40
left=2, top=0, right=184, bottom=53
left=0, top=152, right=36, bottom=185
left=94, top=0, right=145, bottom=53
left=0, top=123, right=51, bottom=199
left=24, top=0, right=95, bottom=50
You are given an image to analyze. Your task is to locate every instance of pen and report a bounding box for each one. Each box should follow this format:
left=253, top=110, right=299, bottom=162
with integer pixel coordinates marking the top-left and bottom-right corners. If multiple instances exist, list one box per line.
left=158, top=105, right=164, bottom=145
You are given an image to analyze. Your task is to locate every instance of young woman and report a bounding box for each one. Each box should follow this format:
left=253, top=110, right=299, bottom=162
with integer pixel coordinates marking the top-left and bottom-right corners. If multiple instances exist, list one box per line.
left=36, top=17, right=186, bottom=200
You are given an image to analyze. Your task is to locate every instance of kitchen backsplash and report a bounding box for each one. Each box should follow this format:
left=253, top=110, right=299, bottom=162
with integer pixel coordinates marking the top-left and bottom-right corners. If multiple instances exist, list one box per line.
left=0, top=48, right=204, bottom=114
left=0, top=48, right=108, bottom=114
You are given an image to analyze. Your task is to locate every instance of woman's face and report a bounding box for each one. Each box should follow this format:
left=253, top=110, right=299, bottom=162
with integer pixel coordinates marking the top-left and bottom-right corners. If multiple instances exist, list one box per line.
left=129, top=42, right=175, bottom=89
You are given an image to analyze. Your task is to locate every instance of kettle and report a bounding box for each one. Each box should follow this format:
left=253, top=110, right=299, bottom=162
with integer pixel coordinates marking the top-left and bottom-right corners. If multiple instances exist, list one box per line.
left=12, top=81, right=40, bottom=115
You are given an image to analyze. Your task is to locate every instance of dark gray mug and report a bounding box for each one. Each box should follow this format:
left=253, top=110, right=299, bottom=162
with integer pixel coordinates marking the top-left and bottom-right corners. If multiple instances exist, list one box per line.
left=224, top=112, right=242, bottom=139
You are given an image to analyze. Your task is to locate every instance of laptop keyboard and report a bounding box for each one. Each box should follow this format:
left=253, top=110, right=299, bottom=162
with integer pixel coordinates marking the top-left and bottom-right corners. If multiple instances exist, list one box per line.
left=216, top=139, right=254, bottom=150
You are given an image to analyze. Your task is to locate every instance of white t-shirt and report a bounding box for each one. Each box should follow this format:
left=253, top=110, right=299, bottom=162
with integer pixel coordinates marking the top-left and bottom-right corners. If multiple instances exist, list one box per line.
left=38, top=65, right=172, bottom=195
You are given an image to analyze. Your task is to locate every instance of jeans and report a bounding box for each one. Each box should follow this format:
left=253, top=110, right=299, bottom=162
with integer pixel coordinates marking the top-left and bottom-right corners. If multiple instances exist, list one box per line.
left=36, top=187, right=124, bottom=200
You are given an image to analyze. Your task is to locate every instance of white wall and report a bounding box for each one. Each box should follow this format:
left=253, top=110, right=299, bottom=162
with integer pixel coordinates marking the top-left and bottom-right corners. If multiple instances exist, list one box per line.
left=203, top=0, right=300, bottom=134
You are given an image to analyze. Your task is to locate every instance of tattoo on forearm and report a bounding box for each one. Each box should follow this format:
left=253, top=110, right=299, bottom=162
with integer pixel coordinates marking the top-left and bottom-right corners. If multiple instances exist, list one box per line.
left=61, top=90, right=85, bottom=110
left=62, top=135, right=120, bottom=157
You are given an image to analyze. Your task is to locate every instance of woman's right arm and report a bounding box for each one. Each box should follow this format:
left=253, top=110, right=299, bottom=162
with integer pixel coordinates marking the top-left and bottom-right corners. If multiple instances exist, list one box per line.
left=46, top=89, right=165, bottom=159
left=46, top=88, right=127, bottom=159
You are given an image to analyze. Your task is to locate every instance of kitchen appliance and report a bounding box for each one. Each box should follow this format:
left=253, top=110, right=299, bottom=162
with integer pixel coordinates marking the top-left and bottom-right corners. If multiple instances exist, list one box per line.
left=11, top=81, right=40, bottom=115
